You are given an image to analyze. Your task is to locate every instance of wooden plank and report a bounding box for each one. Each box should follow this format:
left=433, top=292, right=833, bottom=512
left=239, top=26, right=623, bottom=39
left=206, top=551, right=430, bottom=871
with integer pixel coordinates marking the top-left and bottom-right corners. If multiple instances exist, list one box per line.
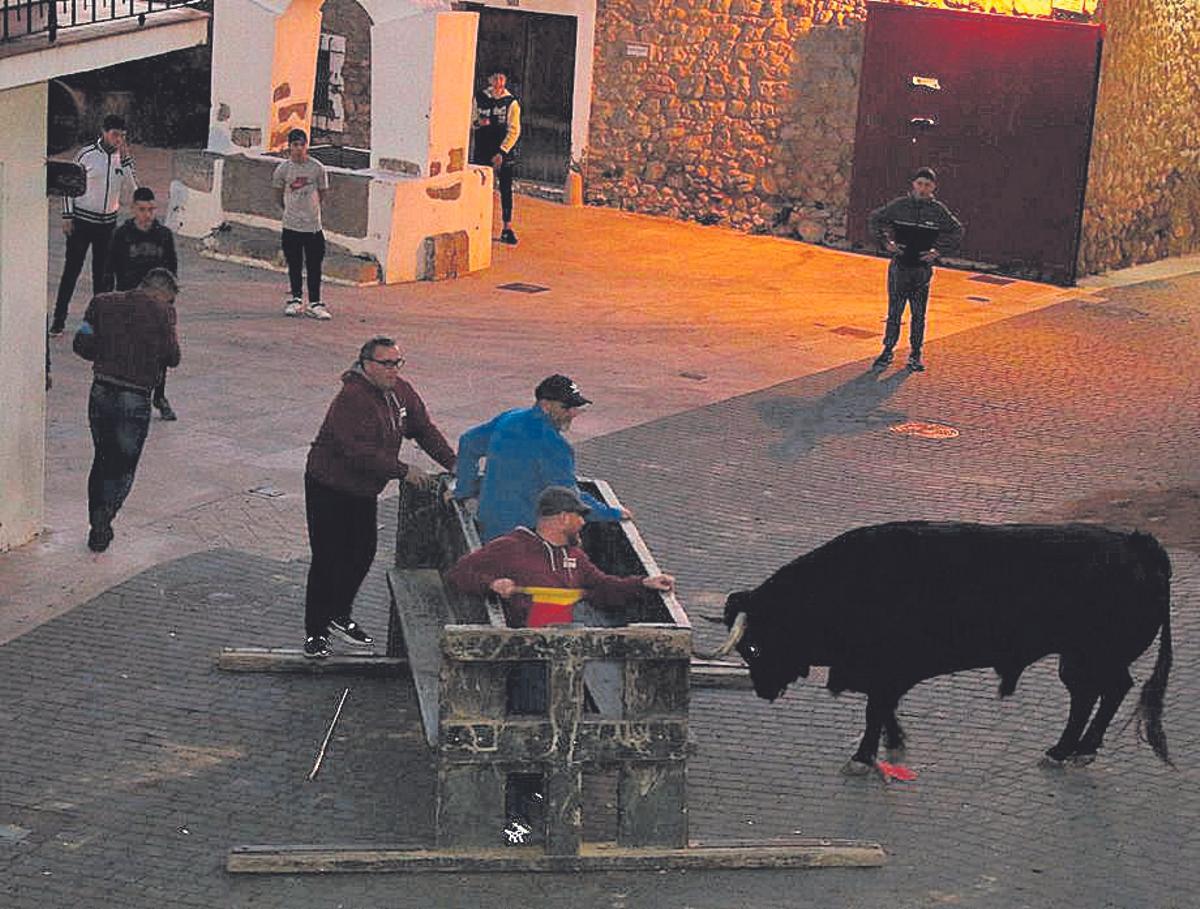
left=439, top=720, right=689, bottom=764
left=689, top=659, right=752, bottom=690
left=387, top=568, right=454, bottom=747
left=587, top=477, right=691, bottom=629
left=216, top=648, right=407, bottom=675
left=227, top=839, right=887, bottom=874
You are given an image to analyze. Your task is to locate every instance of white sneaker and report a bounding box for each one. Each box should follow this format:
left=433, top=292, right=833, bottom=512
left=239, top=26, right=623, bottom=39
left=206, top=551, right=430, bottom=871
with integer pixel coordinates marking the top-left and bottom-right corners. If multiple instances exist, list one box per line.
left=283, top=298, right=304, bottom=317
left=306, top=303, right=332, bottom=321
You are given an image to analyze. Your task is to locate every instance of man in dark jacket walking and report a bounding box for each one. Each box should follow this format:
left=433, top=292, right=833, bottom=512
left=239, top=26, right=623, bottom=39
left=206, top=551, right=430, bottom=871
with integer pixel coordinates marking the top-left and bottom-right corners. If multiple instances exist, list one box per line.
left=104, top=187, right=180, bottom=420
left=301, top=337, right=458, bottom=658
left=868, top=167, right=964, bottom=372
left=73, top=268, right=180, bottom=552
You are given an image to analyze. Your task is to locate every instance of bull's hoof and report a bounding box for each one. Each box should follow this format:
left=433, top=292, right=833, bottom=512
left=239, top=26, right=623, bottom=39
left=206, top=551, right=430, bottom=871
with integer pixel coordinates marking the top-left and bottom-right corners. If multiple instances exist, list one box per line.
left=1066, top=752, right=1097, bottom=768
left=1037, top=754, right=1066, bottom=770
left=841, top=758, right=875, bottom=777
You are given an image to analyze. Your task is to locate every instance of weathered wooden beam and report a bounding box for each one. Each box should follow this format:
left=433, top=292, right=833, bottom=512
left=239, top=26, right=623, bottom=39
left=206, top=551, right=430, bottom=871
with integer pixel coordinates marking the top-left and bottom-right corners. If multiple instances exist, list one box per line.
left=216, top=648, right=407, bottom=675
left=688, top=660, right=752, bottom=690
left=388, top=568, right=454, bottom=746
left=227, top=839, right=887, bottom=874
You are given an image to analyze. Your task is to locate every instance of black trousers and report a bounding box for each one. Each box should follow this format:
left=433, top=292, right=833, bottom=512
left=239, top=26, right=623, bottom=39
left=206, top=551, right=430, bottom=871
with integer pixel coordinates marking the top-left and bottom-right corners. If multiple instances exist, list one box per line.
left=87, top=380, right=152, bottom=531
left=304, top=474, right=377, bottom=637
left=883, top=260, right=934, bottom=354
left=53, top=220, right=114, bottom=329
left=496, top=162, right=515, bottom=223
left=281, top=229, right=325, bottom=303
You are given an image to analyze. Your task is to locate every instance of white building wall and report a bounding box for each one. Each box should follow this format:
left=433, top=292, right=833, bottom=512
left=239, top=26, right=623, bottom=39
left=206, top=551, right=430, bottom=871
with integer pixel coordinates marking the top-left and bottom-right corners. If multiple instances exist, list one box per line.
left=0, top=83, right=49, bottom=550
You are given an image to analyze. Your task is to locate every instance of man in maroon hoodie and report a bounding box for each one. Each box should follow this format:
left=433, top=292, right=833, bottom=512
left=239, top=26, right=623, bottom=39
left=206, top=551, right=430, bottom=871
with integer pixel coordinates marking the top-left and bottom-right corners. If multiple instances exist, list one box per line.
left=445, top=486, right=673, bottom=628
left=302, top=336, right=457, bottom=658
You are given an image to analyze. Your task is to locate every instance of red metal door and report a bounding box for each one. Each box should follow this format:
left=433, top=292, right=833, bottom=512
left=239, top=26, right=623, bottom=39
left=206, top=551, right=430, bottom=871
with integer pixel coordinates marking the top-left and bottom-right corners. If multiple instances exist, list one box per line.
left=847, top=3, right=1102, bottom=285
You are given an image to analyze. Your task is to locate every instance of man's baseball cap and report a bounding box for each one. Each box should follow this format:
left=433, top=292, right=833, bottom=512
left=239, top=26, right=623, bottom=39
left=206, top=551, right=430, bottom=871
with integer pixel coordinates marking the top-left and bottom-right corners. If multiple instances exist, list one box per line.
left=535, top=374, right=591, bottom=408
left=537, top=485, right=591, bottom=517
left=912, top=166, right=938, bottom=182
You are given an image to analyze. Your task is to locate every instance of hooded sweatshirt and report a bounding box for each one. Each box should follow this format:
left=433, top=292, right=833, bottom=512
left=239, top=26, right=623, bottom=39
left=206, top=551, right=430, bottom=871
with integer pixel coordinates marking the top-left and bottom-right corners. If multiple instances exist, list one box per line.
left=445, top=527, right=647, bottom=627
left=305, top=367, right=457, bottom=498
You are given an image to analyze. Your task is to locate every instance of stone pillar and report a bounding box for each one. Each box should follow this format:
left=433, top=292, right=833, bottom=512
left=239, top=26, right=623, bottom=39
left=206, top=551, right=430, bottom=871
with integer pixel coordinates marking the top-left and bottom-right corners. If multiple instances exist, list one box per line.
left=207, top=0, right=323, bottom=154
left=368, top=4, right=477, bottom=178
left=0, top=83, right=49, bottom=550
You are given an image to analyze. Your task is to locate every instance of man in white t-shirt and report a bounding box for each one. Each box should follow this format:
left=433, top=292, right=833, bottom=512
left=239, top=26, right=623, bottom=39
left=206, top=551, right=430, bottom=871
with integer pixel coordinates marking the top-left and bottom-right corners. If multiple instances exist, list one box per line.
left=271, top=128, right=331, bottom=320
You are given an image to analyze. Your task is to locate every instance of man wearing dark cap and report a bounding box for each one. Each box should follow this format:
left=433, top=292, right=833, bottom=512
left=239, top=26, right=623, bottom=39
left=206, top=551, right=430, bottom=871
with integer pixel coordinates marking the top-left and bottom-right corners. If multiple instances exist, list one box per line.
left=454, top=375, right=630, bottom=542
left=868, top=167, right=963, bottom=372
left=446, top=485, right=674, bottom=628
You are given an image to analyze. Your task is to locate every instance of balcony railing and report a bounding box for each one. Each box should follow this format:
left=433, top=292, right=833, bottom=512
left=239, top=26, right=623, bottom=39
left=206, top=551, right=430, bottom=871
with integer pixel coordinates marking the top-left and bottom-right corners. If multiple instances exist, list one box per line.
left=1, top=0, right=207, bottom=44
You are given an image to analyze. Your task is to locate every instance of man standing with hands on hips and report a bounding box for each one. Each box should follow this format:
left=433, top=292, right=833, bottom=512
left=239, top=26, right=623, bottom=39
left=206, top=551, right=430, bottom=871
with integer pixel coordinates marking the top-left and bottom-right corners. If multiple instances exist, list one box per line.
left=868, top=167, right=963, bottom=373
left=473, top=69, right=522, bottom=246
left=301, top=337, right=457, bottom=658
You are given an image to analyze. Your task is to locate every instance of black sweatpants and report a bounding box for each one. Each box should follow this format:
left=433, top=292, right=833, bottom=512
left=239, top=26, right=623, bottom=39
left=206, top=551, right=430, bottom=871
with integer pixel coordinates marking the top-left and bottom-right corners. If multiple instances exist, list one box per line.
left=882, top=260, right=934, bottom=355
left=53, top=220, right=114, bottom=330
left=496, top=161, right=515, bottom=224
left=304, top=474, right=377, bottom=637
left=281, top=229, right=325, bottom=303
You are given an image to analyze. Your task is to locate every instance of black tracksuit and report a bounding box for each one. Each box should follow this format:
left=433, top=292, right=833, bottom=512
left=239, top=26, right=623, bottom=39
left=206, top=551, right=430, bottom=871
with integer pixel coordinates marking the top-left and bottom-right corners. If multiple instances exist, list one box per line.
left=868, top=194, right=964, bottom=356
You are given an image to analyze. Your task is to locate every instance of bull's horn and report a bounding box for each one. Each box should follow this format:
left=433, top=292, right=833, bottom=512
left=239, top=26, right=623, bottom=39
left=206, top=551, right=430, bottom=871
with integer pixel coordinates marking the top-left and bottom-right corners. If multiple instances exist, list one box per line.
left=693, top=612, right=747, bottom=660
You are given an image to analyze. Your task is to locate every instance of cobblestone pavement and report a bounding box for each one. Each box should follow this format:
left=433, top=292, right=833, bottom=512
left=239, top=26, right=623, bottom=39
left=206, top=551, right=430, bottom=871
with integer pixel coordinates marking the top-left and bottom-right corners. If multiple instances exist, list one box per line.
left=2, top=267, right=1197, bottom=907
left=5, top=148, right=1200, bottom=905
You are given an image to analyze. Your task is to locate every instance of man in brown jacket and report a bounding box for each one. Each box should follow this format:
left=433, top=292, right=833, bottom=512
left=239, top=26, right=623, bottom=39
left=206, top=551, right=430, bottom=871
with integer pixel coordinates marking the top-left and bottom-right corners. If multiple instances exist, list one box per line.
left=74, top=268, right=181, bottom=552
left=302, top=336, right=457, bottom=658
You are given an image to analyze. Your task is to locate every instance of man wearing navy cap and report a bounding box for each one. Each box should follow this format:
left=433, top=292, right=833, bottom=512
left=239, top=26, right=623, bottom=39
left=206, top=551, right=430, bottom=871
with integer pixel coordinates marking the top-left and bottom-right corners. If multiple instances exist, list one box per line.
left=868, top=167, right=963, bottom=372
left=454, top=375, right=631, bottom=541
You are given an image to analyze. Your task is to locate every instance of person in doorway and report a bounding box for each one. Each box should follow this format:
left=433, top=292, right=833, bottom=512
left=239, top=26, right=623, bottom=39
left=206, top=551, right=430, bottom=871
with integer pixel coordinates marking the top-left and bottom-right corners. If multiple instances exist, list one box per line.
left=868, top=167, right=963, bottom=373
left=453, top=374, right=630, bottom=543
left=104, top=187, right=180, bottom=420
left=301, top=337, right=458, bottom=658
left=472, top=69, right=522, bottom=245
left=73, top=268, right=180, bottom=553
left=272, top=128, right=331, bottom=320
left=50, top=114, right=138, bottom=338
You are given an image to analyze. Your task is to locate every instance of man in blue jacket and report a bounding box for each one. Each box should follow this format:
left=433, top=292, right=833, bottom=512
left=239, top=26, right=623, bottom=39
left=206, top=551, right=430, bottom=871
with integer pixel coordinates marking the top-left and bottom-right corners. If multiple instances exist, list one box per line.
left=454, top=375, right=630, bottom=541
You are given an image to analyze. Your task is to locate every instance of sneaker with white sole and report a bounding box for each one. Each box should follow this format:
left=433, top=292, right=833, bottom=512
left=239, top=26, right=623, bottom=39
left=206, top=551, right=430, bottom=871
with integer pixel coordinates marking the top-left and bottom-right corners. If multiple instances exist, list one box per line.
left=306, top=303, right=332, bottom=321
left=303, top=634, right=332, bottom=658
left=328, top=617, right=373, bottom=647
left=284, top=298, right=304, bottom=317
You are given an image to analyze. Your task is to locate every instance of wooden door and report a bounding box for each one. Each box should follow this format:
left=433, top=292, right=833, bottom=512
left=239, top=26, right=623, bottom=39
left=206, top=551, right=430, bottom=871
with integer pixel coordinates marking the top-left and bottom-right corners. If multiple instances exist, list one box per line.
left=847, top=3, right=1103, bottom=285
left=470, top=7, right=577, bottom=185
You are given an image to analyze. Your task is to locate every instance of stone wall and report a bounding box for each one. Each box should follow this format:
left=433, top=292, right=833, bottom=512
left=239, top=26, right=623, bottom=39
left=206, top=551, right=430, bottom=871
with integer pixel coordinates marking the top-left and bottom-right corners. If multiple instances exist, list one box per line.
left=585, top=0, right=1099, bottom=246
left=314, top=0, right=372, bottom=149
left=1078, top=0, right=1200, bottom=274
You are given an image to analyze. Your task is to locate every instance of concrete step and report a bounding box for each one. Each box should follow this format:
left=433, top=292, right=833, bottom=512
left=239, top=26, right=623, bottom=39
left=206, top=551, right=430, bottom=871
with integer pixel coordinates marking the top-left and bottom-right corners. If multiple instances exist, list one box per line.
left=201, top=221, right=381, bottom=285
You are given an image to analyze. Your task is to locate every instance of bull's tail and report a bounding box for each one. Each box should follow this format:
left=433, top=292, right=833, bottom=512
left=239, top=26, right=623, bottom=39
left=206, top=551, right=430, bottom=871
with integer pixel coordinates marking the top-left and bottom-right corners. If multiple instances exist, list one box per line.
left=1132, top=533, right=1172, bottom=766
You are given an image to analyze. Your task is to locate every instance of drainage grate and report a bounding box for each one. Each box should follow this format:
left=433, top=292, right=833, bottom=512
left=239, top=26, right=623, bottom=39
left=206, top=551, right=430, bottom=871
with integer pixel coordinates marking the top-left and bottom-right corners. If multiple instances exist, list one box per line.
left=498, top=282, right=550, bottom=294
left=889, top=421, right=960, bottom=440
left=969, top=274, right=1016, bottom=286
left=830, top=326, right=878, bottom=339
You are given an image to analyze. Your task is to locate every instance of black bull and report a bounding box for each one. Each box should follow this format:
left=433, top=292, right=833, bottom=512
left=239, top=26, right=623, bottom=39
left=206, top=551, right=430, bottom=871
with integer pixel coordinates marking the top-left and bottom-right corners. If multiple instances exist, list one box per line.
left=713, top=522, right=1172, bottom=770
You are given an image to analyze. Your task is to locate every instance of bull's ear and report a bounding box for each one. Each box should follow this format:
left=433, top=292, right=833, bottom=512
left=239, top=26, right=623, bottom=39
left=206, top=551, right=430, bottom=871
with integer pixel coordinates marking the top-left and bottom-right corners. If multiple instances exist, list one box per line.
left=723, top=590, right=750, bottom=624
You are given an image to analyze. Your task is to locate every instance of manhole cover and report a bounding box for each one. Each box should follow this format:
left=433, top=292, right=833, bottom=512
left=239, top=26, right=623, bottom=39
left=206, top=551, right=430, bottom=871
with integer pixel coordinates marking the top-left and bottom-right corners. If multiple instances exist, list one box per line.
left=969, top=274, right=1016, bottom=286
left=889, top=421, right=960, bottom=440
left=498, top=282, right=550, bottom=294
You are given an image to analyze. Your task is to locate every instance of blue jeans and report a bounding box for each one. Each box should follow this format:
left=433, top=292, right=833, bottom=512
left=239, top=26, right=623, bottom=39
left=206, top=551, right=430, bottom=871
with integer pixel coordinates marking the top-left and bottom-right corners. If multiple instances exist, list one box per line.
left=87, top=381, right=152, bottom=531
